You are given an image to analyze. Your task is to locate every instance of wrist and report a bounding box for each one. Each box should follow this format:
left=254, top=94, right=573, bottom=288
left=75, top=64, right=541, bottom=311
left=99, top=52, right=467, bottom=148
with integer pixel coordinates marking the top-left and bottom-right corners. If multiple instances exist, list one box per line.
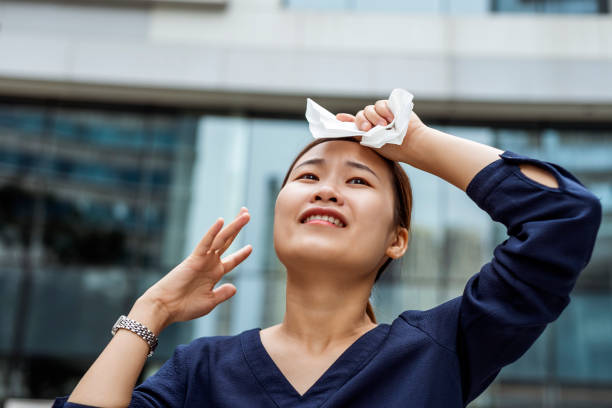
left=128, top=295, right=172, bottom=336
left=399, top=124, right=437, bottom=168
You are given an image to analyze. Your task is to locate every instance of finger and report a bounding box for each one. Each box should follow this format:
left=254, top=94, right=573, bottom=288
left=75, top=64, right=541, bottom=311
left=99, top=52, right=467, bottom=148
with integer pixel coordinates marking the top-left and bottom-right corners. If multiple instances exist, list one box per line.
left=375, top=100, right=394, bottom=123
left=221, top=244, right=253, bottom=272
left=193, top=218, right=224, bottom=256
left=220, top=207, right=249, bottom=251
left=355, top=110, right=371, bottom=131
left=219, top=224, right=242, bottom=254
left=210, top=213, right=250, bottom=253
left=220, top=235, right=235, bottom=254
left=336, top=113, right=356, bottom=122
left=364, top=105, right=387, bottom=127
left=211, top=283, right=237, bottom=306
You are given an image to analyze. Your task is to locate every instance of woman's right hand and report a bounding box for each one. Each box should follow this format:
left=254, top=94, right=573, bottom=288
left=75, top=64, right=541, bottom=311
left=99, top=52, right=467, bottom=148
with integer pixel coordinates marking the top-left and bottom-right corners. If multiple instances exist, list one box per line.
left=137, top=207, right=253, bottom=331
left=67, top=209, right=251, bottom=407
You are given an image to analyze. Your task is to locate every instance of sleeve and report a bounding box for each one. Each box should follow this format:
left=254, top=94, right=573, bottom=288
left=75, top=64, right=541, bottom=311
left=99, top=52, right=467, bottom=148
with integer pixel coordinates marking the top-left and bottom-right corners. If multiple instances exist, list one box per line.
left=458, top=150, right=602, bottom=404
left=51, top=344, right=189, bottom=408
left=129, top=344, right=189, bottom=407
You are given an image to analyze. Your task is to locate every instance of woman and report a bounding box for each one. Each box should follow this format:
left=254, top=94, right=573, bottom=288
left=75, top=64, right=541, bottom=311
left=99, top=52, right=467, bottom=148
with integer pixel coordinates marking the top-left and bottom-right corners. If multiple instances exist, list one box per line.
left=55, top=100, right=601, bottom=407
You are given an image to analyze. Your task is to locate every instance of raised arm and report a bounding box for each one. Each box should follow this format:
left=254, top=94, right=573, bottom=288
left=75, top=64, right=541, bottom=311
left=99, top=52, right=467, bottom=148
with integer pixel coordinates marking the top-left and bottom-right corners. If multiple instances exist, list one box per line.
left=337, top=101, right=557, bottom=191
left=56, top=209, right=252, bottom=408
left=456, top=150, right=600, bottom=402
left=340, top=101, right=602, bottom=404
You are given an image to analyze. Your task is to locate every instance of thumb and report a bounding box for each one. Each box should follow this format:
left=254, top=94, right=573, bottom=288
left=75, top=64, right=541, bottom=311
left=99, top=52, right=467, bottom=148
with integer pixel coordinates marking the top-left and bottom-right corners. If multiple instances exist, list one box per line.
left=211, top=283, right=237, bottom=306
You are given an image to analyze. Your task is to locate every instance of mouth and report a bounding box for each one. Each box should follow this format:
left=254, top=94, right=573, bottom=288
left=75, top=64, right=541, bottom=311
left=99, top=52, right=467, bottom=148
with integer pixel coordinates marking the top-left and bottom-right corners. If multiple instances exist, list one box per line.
left=299, top=208, right=347, bottom=228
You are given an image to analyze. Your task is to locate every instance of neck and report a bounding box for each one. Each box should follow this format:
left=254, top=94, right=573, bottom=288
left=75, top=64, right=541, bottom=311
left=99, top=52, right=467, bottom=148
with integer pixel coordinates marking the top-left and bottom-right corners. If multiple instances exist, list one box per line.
left=278, top=266, right=377, bottom=352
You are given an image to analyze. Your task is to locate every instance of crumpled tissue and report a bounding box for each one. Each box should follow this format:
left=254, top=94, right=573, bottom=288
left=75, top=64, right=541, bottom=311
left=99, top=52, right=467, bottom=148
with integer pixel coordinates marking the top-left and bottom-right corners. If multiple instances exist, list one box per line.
left=305, top=88, right=414, bottom=149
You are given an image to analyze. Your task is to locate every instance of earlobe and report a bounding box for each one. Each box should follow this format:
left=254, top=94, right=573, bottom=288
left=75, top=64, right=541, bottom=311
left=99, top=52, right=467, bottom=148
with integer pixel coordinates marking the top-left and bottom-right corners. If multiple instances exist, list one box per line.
left=385, top=227, right=409, bottom=259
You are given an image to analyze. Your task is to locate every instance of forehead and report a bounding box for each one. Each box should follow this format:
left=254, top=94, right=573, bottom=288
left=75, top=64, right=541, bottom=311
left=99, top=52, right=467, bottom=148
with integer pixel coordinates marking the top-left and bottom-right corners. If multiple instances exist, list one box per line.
left=296, top=140, right=388, bottom=172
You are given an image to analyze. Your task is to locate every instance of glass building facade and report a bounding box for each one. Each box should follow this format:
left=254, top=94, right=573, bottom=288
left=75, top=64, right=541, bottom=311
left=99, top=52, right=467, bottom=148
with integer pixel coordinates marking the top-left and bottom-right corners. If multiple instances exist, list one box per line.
left=0, top=100, right=611, bottom=406
left=285, top=0, right=610, bottom=14
left=0, top=102, right=199, bottom=398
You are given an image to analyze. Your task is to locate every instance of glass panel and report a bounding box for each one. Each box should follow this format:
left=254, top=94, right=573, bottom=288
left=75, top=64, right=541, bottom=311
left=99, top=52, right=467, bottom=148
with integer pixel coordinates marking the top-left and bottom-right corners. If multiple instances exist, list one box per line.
left=354, top=0, right=442, bottom=13
left=0, top=268, right=19, bottom=353
left=286, top=0, right=603, bottom=13
left=240, top=118, right=311, bottom=330
left=284, top=0, right=349, bottom=10
left=493, top=0, right=603, bottom=13
left=556, top=294, right=612, bottom=382
left=0, top=102, right=197, bottom=398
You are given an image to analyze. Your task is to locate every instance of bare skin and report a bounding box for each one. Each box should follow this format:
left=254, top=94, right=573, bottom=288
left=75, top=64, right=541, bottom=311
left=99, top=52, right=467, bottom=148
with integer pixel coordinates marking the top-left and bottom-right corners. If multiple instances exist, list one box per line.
left=66, top=98, right=558, bottom=406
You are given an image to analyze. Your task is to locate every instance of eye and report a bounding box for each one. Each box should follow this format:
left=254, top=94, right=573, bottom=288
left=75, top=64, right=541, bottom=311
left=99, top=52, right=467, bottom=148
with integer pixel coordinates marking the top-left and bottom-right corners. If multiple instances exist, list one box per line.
left=297, top=173, right=318, bottom=181
left=347, top=177, right=370, bottom=186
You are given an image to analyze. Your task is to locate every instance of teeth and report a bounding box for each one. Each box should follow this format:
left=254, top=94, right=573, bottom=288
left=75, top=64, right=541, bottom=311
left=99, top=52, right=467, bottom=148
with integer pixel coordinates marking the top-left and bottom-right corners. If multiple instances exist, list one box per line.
left=304, top=214, right=344, bottom=227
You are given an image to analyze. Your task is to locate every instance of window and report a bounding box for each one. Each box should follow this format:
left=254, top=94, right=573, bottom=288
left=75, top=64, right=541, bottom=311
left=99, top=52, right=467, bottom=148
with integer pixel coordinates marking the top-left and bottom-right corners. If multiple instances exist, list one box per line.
left=285, top=0, right=608, bottom=14
left=492, top=0, right=608, bottom=14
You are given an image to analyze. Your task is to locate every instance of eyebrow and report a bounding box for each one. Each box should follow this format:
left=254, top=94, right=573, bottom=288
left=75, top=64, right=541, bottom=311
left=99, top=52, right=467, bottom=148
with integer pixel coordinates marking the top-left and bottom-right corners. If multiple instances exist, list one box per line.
left=294, top=158, right=380, bottom=180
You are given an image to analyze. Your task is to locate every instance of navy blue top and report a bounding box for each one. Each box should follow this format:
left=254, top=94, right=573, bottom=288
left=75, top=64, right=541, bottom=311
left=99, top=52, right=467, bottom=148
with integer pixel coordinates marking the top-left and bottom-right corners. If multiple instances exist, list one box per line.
left=54, top=151, right=602, bottom=408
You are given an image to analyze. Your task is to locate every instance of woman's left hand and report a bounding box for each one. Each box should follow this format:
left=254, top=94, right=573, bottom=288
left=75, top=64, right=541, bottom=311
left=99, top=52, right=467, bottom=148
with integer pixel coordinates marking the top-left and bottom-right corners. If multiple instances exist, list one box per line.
left=336, top=100, right=427, bottom=163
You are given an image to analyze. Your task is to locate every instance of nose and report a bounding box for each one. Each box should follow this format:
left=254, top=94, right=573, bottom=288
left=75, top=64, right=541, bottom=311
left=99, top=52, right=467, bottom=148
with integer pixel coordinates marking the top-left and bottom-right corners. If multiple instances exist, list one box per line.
left=312, top=184, right=344, bottom=205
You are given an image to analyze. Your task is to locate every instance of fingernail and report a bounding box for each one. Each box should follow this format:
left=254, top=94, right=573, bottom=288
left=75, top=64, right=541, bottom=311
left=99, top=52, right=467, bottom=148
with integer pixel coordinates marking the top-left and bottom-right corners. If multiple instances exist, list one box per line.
left=378, top=120, right=387, bottom=126
left=361, top=123, right=370, bottom=131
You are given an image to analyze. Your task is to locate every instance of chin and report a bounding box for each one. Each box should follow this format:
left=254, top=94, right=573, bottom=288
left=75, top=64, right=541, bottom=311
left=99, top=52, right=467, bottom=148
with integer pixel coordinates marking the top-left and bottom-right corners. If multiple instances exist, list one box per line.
left=273, top=223, right=383, bottom=272
left=275, top=239, right=375, bottom=273
left=277, top=240, right=342, bottom=264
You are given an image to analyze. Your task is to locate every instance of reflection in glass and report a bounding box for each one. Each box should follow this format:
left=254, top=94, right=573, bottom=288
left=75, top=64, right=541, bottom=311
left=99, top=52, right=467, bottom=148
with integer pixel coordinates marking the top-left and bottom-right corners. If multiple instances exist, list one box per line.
left=0, top=103, right=197, bottom=399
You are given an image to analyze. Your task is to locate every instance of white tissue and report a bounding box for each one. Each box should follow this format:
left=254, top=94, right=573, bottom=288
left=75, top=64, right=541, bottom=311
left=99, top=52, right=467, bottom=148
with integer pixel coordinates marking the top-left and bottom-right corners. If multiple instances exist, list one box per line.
left=305, top=89, right=414, bottom=149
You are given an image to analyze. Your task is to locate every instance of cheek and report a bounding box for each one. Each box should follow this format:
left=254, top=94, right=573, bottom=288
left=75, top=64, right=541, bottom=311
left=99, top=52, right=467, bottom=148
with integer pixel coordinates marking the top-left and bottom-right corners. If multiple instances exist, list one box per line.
left=350, top=197, right=395, bottom=251
left=352, top=191, right=395, bottom=231
left=274, top=186, right=295, bottom=223
left=273, top=187, right=297, bottom=247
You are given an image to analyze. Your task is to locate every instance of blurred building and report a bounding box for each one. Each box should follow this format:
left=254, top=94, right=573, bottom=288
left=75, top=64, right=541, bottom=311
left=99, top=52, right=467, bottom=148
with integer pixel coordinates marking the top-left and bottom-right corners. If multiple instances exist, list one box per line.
left=0, top=0, right=611, bottom=406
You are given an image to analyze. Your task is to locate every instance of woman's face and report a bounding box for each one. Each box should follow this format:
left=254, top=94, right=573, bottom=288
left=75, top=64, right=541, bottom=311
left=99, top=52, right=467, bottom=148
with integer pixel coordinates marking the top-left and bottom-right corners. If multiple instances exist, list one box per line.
left=273, top=141, right=398, bottom=276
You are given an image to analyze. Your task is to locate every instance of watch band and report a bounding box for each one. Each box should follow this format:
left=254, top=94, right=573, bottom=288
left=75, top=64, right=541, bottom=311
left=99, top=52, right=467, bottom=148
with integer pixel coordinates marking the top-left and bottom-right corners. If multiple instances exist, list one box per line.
left=111, top=315, right=158, bottom=357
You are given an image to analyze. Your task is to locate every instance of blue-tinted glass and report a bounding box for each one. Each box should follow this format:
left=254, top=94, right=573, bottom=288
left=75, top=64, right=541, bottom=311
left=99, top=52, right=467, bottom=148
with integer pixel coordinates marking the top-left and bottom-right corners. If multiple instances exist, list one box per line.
left=354, top=0, right=441, bottom=13
left=0, top=268, right=19, bottom=353
left=24, top=268, right=128, bottom=357
left=284, top=0, right=349, bottom=10
left=493, top=0, right=602, bottom=13
left=556, top=294, right=612, bottom=382
left=0, top=106, right=46, bottom=135
left=285, top=0, right=603, bottom=13
left=151, top=170, right=171, bottom=186
left=448, top=0, right=489, bottom=14
left=51, top=110, right=148, bottom=149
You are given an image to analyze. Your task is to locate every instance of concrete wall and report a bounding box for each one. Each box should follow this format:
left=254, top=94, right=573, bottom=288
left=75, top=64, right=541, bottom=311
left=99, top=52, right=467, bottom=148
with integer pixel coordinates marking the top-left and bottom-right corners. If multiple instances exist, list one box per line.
left=0, top=0, right=611, bottom=120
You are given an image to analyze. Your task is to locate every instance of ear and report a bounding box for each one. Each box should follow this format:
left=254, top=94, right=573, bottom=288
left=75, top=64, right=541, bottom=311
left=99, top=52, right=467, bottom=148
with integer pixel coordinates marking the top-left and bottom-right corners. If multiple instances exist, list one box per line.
left=385, top=226, right=409, bottom=259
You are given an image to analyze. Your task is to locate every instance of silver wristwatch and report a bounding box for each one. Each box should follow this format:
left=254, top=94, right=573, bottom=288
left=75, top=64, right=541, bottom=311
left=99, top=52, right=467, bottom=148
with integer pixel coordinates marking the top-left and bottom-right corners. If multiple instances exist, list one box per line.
left=111, top=315, right=159, bottom=357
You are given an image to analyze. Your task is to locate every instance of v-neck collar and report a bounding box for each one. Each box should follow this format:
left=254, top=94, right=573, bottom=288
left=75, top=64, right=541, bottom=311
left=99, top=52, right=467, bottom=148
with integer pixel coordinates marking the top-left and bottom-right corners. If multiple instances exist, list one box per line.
left=240, top=324, right=390, bottom=408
